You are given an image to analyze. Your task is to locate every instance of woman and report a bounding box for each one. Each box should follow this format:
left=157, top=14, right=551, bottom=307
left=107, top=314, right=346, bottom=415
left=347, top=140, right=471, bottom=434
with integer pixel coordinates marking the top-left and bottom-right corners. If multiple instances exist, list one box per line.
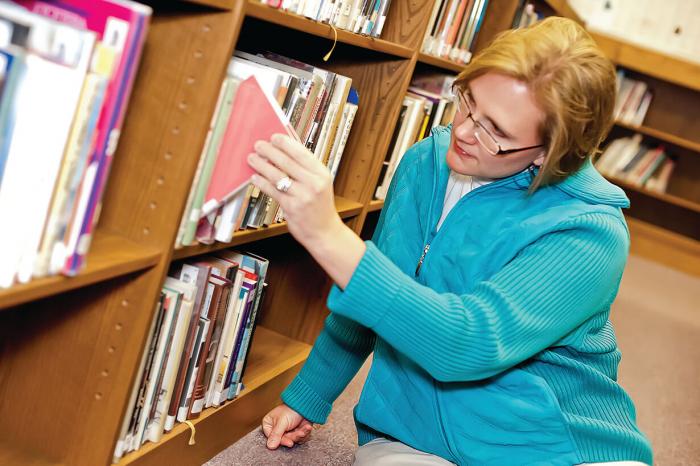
left=247, top=17, right=653, bottom=466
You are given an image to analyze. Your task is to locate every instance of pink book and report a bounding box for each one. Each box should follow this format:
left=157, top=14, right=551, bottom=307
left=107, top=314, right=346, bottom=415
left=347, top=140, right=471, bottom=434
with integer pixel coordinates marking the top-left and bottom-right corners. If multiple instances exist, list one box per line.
left=14, top=0, right=151, bottom=274
left=201, top=75, right=299, bottom=218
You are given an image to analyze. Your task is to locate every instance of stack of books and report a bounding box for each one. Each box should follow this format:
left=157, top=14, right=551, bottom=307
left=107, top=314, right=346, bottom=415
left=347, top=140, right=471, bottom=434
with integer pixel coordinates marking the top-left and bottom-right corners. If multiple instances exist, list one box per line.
left=0, top=0, right=150, bottom=288
left=595, top=134, right=675, bottom=193
left=175, top=50, right=359, bottom=249
left=259, top=0, right=393, bottom=38
left=375, top=73, right=456, bottom=200
left=421, top=0, right=490, bottom=65
left=614, top=70, right=654, bottom=127
left=113, top=251, right=269, bottom=461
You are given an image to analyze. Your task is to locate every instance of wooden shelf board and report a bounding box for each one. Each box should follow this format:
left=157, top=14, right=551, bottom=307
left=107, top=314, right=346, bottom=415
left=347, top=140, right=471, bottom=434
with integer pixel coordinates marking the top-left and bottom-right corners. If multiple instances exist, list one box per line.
left=0, top=230, right=161, bottom=311
left=614, top=121, right=700, bottom=154
left=172, top=196, right=363, bottom=260
left=245, top=1, right=413, bottom=59
left=606, top=175, right=700, bottom=214
left=367, top=199, right=384, bottom=212
left=180, top=0, right=235, bottom=9
left=116, top=326, right=311, bottom=466
left=417, top=52, right=466, bottom=74
left=590, top=31, right=700, bottom=92
left=541, top=0, right=584, bottom=25
left=0, top=440, right=62, bottom=466
left=626, top=217, right=700, bottom=277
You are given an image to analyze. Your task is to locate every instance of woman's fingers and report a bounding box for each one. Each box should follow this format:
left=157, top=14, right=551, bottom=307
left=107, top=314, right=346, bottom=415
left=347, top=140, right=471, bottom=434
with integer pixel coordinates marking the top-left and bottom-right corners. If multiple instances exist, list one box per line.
left=261, top=413, right=274, bottom=438
left=247, top=152, right=289, bottom=188
left=253, top=139, right=313, bottom=184
left=280, top=423, right=313, bottom=446
left=270, top=133, right=326, bottom=176
left=265, top=417, right=289, bottom=449
left=250, top=173, right=293, bottom=206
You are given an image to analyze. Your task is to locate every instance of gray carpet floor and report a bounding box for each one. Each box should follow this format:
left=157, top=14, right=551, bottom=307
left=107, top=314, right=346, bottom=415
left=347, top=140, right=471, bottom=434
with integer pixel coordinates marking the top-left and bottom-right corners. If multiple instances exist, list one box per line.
left=205, top=254, right=700, bottom=465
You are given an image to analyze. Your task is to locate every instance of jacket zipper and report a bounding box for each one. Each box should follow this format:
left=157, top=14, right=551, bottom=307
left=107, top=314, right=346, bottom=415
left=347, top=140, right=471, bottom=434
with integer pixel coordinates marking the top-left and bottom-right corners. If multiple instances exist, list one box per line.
left=414, top=244, right=431, bottom=277
left=414, top=166, right=535, bottom=278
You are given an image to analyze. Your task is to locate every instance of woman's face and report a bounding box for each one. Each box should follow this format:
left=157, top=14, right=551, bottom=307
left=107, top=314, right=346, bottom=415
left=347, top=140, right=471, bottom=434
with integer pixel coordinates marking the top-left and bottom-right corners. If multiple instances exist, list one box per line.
left=447, top=72, right=546, bottom=179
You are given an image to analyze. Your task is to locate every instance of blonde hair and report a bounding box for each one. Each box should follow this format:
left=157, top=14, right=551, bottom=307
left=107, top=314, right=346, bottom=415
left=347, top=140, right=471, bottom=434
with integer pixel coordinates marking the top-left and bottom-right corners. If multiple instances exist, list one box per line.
left=454, top=17, right=616, bottom=191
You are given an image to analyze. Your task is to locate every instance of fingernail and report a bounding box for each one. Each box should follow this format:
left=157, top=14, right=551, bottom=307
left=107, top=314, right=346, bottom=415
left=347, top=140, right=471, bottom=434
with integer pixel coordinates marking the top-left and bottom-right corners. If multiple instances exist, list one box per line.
left=254, top=140, right=263, bottom=150
left=272, top=133, right=284, bottom=143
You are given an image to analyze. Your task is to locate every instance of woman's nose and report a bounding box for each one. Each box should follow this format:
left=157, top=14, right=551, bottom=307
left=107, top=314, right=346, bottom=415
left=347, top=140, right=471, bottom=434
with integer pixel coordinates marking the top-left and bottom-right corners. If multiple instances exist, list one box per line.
left=454, top=118, right=478, bottom=145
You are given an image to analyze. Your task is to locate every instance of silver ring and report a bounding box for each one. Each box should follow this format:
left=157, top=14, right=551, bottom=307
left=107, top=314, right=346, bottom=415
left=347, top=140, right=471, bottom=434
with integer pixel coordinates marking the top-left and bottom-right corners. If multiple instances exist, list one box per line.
left=275, top=176, right=293, bottom=193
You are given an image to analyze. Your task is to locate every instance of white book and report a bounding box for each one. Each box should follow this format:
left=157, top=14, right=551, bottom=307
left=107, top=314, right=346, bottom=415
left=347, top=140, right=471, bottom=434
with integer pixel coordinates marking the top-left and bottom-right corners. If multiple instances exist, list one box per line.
left=620, top=81, right=648, bottom=124
left=314, top=75, right=352, bottom=164
left=0, top=13, right=95, bottom=287
left=228, top=57, right=283, bottom=96
left=421, top=0, right=444, bottom=52
left=39, top=72, right=108, bottom=278
left=145, top=279, right=196, bottom=444
left=205, top=267, right=245, bottom=407
left=302, top=0, right=322, bottom=19
left=333, top=0, right=353, bottom=29
left=386, top=96, right=425, bottom=190
left=176, top=317, right=210, bottom=422
left=434, top=0, right=459, bottom=56
left=329, top=101, right=358, bottom=180
left=211, top=272, right=250, bottom=406
left=214, top=187, right=248, bottom=243
left=112, top=300, right=161, bottom=463
left=611, top=134, right=643, bottom=175
left=375, top=96, right=417, bottom=199
left=631, top=92, right=653, bottom=127
left=594, top=138, right=624, bottom=175
left=431, top=98, right=448, bottom=130
left=133, top=292, right=180, bottom=450
left=175, top=279, right=215, bottom=422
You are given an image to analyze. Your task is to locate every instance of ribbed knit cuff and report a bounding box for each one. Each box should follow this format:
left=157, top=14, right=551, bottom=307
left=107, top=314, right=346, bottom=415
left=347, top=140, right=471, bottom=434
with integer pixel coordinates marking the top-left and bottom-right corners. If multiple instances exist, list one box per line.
left=280, top=376, right=332, bottom=424
left=327, top=241, right=404, bottom=329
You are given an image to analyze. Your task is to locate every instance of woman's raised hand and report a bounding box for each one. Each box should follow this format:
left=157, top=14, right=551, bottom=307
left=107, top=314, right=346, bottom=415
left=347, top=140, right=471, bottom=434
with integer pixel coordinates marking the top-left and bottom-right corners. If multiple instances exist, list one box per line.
left=247, top=134, right=345, bottom=249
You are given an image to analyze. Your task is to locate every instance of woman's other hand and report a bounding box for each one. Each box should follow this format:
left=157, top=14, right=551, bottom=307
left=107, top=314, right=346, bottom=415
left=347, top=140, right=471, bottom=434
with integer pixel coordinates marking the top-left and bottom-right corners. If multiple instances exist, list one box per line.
left=261, top=403, right=313, bottom=449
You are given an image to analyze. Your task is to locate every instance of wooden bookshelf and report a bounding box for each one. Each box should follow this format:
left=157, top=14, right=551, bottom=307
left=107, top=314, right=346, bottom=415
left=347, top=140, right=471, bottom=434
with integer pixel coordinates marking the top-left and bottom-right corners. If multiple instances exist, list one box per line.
left=0, top=2, right=541, bottom=466
left=607, top=175, right=700, bottom=214
left=590, top=31, right=700, bottom=93
left=245, top=1, right=414, bottom=59
left=0, top=230, right=160, bottom=311
left=627, top=217, right=700, bottom=277
left=184, top=0, right=235, bottom=9
left=613, top=121, right=700, bottom=154
left=116, top=326, right=310, bottom=466
left=172, top=196, right=363, bottom=260
left=0, top=440, right=62, bottom=466
left=418, top=52, right=466, bottom=73
left=367, top=199, right=385, bottom=212
left=540, top=0, right=584, bottom=25
left=538, top=0, right=700, bottom=240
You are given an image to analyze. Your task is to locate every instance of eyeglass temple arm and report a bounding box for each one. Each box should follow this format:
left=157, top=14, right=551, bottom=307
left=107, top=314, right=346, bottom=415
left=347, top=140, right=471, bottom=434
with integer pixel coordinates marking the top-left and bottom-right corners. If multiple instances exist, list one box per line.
left=497, top=143, right=545, bottom=155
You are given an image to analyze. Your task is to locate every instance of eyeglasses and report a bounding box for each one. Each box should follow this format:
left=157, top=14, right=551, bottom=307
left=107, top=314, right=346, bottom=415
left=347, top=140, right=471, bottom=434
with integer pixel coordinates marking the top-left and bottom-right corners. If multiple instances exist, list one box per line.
left=453, top=89, right=544, bottom=156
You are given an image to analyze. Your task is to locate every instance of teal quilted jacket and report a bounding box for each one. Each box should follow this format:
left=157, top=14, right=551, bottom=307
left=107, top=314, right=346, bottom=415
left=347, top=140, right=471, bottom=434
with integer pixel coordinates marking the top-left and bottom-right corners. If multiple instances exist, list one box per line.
left=281, top=126, right=653, bottom=465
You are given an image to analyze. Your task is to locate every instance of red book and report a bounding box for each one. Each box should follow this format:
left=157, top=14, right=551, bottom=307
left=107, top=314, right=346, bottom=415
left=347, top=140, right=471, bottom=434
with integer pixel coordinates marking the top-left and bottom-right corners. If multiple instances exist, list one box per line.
left=201, top=75, right=299, bottom=217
